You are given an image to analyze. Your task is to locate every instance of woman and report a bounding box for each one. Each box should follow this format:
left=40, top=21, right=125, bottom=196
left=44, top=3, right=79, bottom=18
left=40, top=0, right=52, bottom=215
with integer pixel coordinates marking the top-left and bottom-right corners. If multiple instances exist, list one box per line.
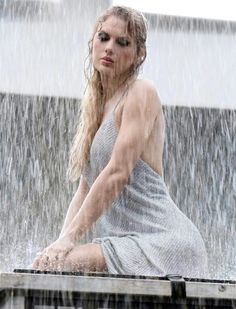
left=33, top=6, right=208, bottom=277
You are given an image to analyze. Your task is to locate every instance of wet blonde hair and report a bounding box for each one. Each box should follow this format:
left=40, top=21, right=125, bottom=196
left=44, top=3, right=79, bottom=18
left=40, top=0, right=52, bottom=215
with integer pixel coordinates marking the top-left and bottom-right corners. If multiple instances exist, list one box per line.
left=68, top=6, right=147, bottom=182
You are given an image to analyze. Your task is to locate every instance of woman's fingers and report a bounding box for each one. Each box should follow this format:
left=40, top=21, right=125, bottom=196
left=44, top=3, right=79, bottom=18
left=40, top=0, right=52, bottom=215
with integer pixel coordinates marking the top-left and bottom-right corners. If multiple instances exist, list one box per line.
left=32, top=241, right=74, bottom=271
left=47, top=254, right=60, bottom=270
left=37, top=254, right=50, bottom=270
left=32, top=253, right=64, bottom=271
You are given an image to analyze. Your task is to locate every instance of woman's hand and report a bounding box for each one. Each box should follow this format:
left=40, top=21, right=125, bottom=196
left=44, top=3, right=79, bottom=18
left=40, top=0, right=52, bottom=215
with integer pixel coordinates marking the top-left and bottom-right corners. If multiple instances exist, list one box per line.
left=32, top=235, right=75, bottom=271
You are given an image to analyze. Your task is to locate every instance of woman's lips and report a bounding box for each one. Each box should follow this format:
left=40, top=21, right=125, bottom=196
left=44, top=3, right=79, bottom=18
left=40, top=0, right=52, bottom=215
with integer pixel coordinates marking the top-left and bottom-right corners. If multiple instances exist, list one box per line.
left=101, top=57, right=114, bottom=65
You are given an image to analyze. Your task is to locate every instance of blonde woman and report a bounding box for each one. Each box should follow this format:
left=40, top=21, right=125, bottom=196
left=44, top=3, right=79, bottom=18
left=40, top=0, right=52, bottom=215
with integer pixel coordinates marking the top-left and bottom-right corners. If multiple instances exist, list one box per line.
left=33, top=6, right=208, bottom=278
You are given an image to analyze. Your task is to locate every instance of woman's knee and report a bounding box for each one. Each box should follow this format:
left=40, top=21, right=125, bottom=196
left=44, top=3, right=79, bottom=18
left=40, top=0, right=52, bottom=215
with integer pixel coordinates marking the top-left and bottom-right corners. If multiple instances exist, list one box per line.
left=63, top=243, right=106, bottom=272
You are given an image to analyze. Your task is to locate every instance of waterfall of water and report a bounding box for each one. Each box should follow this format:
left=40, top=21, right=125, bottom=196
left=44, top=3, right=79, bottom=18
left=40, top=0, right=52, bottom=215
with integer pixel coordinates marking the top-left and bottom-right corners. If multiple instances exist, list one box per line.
left=0, top=0, right=235, bottom=280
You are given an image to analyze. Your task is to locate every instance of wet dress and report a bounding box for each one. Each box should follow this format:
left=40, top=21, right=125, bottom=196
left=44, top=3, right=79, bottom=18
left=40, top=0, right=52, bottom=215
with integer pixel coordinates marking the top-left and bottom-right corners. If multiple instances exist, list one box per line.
left=83, top=109, right=208, bottom=278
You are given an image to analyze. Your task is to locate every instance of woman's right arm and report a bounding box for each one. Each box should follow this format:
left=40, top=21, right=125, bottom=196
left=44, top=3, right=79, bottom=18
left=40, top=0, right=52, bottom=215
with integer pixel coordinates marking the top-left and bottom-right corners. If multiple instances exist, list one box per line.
left=32, top=175, right=89, bottom=270
left=59, top=175, right=89, bottom=238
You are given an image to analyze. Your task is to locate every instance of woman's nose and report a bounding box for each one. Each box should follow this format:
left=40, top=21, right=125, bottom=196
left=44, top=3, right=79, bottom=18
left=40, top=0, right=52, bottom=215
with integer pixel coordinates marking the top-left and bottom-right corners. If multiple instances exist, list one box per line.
left=105, top=40, right=114, bottom=55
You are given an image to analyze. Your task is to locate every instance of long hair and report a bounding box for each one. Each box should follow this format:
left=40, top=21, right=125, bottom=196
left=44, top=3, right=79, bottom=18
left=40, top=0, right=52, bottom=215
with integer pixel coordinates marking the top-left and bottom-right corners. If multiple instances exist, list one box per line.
left=68, top=6, right=148, bottom=182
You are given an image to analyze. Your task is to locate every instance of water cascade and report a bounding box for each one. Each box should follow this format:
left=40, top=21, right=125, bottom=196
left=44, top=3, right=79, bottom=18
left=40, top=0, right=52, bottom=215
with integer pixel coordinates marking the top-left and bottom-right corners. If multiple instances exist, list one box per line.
left=0, top=0, right=235, bottom=307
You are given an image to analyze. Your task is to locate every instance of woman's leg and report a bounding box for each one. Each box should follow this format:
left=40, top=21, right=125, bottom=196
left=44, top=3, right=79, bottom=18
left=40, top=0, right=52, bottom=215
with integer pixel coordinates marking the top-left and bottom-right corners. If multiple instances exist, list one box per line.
left=62, top=243, right=107, bottom=272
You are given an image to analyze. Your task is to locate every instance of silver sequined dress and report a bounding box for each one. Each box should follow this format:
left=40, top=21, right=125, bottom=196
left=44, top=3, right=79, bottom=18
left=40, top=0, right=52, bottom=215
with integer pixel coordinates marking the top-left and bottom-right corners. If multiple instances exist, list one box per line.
left=83, top=110, right=208, bottom=278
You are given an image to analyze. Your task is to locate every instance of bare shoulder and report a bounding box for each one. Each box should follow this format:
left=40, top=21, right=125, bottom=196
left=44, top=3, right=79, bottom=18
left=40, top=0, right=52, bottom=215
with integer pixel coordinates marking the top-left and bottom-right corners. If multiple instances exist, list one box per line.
left=134, top=78, right=158, bottom=92
left=117, top=79, right=163, bottom=140
left=127, top=79, right=162, bottom=113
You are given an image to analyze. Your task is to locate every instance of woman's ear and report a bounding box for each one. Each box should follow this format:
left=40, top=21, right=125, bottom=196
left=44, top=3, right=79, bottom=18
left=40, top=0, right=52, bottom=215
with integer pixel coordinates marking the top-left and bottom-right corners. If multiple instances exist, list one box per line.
left=131, top=47, right=146, bottom=72
left=138, top=47, right=146, bottom=64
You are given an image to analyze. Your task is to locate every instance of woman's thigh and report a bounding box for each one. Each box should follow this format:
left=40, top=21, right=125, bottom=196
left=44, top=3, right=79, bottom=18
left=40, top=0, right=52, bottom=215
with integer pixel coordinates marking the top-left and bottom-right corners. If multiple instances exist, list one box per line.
left=63, top=243, right=107, bottom=272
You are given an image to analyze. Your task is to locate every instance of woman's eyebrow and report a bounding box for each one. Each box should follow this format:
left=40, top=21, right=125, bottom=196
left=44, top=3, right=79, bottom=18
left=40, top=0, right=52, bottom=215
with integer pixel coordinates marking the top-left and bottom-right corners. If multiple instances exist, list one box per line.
left=98, top=30, right=108, bottom=34
left=99, top=29, right=130, bottom=39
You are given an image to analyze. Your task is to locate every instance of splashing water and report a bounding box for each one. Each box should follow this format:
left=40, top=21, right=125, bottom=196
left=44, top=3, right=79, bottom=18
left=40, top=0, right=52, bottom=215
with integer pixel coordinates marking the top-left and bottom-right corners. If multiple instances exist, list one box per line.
left=0, top=0, right=235, bottom=280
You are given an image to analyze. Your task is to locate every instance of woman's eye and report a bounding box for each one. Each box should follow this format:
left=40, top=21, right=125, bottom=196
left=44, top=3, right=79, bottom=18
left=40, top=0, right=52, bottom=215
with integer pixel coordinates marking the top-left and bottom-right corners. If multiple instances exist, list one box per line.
left=117, top=38, right=130, bottom=47
left=98, top=32, right=109, bottom=42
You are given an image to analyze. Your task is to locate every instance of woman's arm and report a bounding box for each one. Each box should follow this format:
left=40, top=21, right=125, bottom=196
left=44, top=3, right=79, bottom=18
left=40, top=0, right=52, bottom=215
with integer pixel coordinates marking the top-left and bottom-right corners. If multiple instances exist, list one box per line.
left=61, top=80, right=161, bottom=243
left=59, top=175, right=89, bottom=237
left=32, top=80, right=161, bottom=270
left=32, top=175, right=89, bottom=269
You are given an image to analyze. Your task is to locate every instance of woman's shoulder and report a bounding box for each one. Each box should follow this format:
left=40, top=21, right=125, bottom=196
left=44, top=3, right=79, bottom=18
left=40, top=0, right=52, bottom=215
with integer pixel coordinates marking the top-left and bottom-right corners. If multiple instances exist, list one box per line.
left=134, top=78, right=156, bottom=88
left=128, top=79, right=162, bottom=112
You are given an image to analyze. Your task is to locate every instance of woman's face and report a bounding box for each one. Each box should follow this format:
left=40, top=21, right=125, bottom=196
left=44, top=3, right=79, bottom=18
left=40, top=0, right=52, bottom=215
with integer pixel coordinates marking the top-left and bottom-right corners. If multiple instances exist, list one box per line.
left=92, top=15, right=137, bottom=80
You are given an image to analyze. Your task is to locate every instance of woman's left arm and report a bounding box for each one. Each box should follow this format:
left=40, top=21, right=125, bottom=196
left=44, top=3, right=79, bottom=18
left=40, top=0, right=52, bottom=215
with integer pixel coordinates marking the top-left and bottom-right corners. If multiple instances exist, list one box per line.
left=62, top=80, right=162, bottom=243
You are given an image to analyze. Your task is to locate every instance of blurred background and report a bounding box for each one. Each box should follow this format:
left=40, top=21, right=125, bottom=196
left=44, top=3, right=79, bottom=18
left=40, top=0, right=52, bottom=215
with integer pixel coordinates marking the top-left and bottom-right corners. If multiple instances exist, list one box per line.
left=0, top=0, right=235, bottom=279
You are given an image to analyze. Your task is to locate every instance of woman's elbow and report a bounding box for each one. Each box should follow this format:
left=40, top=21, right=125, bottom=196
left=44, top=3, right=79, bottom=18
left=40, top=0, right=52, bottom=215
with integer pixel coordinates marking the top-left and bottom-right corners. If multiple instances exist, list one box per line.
left=103, top=162, right=129, bottom=192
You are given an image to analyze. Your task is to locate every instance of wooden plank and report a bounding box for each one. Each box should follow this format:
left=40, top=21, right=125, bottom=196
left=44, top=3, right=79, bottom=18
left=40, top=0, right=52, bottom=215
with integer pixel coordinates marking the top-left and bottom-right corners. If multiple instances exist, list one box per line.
left=0, top=272, right=171, bottom=297
left=186, top=281, right=236, bottom=300
left=1, top=272, right=236, bottom=301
